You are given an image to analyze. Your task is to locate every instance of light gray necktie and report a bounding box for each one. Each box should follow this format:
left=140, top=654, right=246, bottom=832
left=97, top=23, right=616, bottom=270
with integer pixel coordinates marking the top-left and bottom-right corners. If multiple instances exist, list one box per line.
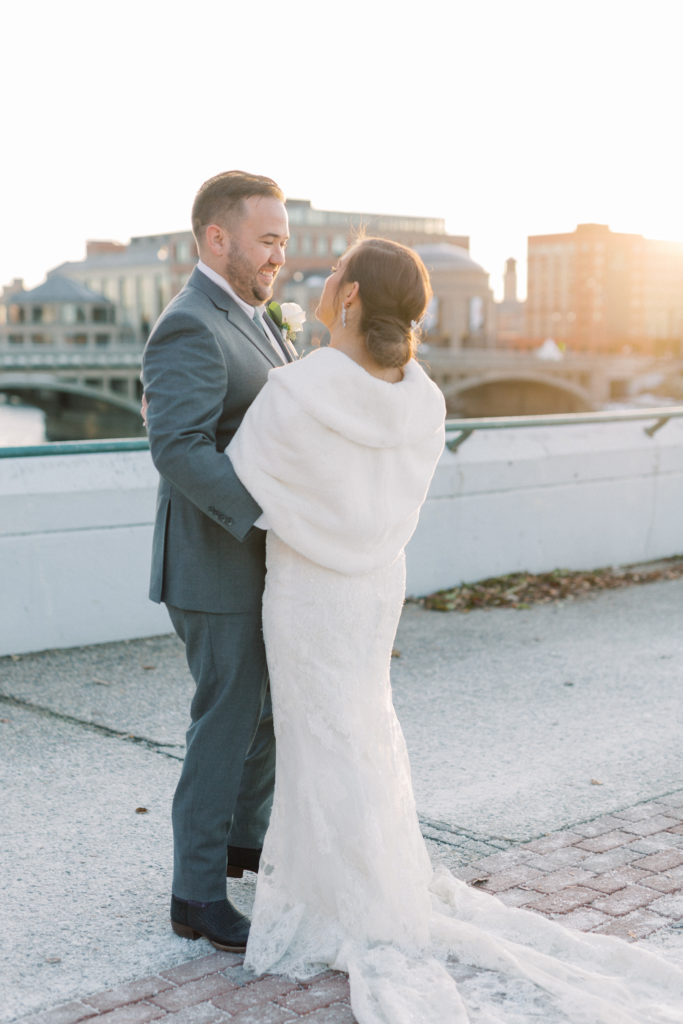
left=253, top=309, right=285, bottom=362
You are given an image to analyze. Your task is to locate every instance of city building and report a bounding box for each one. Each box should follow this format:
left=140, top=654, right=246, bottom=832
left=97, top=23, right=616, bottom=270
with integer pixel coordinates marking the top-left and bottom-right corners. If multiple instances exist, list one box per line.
left=526, top=223, right=683, bottom=354
left=0, top=276, right=136, bottom=353
left=48, top=236, right=194, bottom=343
left=0, top=277, right=144, bottom=418
left=280, top=199, right=468, bottom=278
left=494, top=258, right=526, bottom=347
left=415, top=244, right=495, bottom=348
left=44, top=198, right=472, bottom=347
left=282, top=240, right=496, bottom=352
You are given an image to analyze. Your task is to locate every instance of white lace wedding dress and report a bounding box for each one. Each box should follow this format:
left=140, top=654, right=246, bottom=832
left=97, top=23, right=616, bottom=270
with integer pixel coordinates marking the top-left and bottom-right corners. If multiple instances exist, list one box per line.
left=228, top=348, right=683, bottom=1023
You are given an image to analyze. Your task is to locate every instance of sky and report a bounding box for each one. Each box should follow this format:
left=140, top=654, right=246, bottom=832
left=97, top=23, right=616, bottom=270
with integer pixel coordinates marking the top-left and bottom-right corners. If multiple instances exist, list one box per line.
left=3, top=0, right=683, bottom=300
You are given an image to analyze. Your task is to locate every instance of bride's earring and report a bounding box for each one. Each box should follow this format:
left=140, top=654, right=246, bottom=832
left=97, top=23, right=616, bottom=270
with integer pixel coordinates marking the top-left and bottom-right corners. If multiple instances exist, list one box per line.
left=341, top=305, right=347, bottom=328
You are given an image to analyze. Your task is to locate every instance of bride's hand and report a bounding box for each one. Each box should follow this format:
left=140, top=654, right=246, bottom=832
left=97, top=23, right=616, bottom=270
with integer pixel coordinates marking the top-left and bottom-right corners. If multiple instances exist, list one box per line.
left=141, top=393, right=149, bottom=427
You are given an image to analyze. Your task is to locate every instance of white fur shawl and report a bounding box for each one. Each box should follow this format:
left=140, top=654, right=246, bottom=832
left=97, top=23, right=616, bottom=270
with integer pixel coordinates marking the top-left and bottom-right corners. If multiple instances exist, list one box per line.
left=227, top=347, right=446, bottom=575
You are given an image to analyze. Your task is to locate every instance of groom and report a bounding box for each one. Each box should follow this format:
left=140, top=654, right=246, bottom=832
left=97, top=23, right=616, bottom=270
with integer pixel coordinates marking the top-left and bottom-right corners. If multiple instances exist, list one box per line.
left=142, top=171, right=293, bottom=951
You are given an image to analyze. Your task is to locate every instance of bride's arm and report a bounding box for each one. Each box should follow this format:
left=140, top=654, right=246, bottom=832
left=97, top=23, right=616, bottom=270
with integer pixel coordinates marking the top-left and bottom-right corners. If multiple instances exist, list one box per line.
left=225, top=371, right=316, bottom=529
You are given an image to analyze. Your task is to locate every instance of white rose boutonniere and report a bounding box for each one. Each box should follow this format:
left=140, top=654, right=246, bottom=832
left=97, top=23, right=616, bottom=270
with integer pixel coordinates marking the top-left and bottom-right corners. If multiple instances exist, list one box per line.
left=267, top=301, right=306, bottom=343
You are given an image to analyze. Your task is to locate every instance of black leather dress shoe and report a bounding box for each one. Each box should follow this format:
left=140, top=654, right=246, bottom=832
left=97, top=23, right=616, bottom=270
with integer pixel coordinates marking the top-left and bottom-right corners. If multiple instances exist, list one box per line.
left=170, top=895, right=250, bottom=952
left=227, top=845, right=261, bottom=878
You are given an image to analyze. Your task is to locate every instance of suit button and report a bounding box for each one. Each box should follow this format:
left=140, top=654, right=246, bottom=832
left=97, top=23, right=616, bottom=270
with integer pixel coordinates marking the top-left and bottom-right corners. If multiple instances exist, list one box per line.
left=226, top=517, right=233, bottom=526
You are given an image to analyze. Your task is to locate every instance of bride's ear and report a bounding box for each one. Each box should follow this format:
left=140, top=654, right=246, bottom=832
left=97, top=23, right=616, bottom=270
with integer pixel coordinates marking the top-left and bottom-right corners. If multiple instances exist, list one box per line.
left=344, top=281, right=360, bottom=304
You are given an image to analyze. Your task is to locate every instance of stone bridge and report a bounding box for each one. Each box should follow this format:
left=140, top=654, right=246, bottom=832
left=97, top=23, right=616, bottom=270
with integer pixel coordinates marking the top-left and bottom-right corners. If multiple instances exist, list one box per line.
left=0, top=352, right=143, bottom=441
left=1, top=348, right=681, bottom=419
left=0, top=351, right=142, bottom=415
left=421, top=349, right=682, bottom=415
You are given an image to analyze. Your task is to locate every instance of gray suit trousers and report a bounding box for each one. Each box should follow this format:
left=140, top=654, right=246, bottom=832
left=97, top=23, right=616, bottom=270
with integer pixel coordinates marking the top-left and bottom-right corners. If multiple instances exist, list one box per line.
left=167, top=604, right=275, bottom=901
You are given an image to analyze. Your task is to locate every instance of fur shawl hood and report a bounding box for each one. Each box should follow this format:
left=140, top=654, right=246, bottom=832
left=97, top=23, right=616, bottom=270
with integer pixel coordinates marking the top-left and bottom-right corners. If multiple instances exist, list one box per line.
left=228, top=347, right=445, bottom=575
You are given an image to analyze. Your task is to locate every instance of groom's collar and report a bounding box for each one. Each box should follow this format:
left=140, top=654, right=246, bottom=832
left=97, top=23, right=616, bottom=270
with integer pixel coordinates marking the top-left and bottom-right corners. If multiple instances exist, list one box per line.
left=196, top=260, right=264, bottom=320
left=188, top=264, right=286, bottom=367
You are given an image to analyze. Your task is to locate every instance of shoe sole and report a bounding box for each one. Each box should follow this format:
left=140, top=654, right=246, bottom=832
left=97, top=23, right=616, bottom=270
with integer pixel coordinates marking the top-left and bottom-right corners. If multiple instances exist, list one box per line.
left=171, top=919, right=247, bottom=953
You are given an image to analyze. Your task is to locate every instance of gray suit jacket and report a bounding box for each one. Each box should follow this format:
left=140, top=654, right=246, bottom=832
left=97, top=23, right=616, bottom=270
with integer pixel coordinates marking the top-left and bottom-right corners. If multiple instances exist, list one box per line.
left=141, top=266, right=294, bottom=613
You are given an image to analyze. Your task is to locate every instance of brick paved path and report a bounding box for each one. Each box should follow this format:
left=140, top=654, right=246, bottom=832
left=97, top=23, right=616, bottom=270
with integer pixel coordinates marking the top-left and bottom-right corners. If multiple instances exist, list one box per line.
left=20, top=792, right=683, bottom=1024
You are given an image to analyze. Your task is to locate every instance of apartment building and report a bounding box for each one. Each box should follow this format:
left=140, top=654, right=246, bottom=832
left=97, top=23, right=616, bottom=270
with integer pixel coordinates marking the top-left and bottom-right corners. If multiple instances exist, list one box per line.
left=527, top=223, right=683, bottom=354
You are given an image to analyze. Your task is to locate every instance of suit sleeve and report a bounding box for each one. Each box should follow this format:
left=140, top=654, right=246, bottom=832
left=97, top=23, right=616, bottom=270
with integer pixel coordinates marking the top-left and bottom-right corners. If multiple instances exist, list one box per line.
left=142, top=309, right=262, bottom=542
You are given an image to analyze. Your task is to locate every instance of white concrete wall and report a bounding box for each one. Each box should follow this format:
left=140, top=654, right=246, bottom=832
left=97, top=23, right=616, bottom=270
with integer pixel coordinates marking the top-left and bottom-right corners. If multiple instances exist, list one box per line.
left=406, top=418, right=683, bottom=595
left=1, top=417, right=682, bottom=656
left=0, top=451, right=170, bottom=657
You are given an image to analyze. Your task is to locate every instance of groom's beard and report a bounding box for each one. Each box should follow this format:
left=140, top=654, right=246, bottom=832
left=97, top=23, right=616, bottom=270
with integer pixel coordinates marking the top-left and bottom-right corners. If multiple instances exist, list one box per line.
left=224, top=246, right=277, bottom=305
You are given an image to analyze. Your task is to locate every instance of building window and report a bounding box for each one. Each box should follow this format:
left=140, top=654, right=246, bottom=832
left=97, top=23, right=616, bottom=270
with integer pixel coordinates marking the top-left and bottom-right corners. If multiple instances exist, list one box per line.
left=118, top=277, right=125, bottom=303
left=316, top=236, right=329, bottom=255
left=31, top=306, right=43, bottom=323
left=92, top=306, right=110, bottom=323
left=141, top=277, right=154, bottom=323
left=469, top=296, right=485, bottom=332
left=95, top=333, right=111, bottom=346
left=332, top=235, right=347, bottom=255
left=66, top=333, right=88, bottom=345
left=154, top=275, right=165, bottom=317
left=8, top=334, right=24, bottom=345
left=63, top=304, right=86, bottom=325
left=423, top=296, right=439, bottom=334
left=176, top=239, right=192, bottom=262
left=110, top=378, right=128, bottom=394
left=31, top=333, right=52, bottom=344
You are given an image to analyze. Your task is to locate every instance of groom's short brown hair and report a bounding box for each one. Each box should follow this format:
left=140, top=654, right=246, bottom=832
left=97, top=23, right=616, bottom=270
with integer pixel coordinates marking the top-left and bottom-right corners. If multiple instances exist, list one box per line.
left=192, top=171, right=285, bottom=242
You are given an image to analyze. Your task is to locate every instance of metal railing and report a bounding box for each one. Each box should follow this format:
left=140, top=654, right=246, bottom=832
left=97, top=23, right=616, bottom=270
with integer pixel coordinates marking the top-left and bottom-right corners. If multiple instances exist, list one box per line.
left=0, top=438, right=149, bottom=459
left=444, top=405, right=683, bottom=450
left=2, top=405, right=683, bottom=459
left=0, top=351, right=142, bottom=369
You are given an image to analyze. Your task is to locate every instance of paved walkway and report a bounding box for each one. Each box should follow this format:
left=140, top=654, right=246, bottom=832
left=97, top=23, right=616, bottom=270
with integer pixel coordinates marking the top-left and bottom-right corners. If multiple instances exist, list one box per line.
left=3, top=577, right=683, bottom=1023
left=18, top=791, right=683, bottom=1024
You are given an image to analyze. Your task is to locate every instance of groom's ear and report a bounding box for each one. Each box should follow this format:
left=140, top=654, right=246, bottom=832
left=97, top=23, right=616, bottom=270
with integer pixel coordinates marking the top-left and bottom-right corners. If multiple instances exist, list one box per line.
left=205, top=223, right=228, bottom=256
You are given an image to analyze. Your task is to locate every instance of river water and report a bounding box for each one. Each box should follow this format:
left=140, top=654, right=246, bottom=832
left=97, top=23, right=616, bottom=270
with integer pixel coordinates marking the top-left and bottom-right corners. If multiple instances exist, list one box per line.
left=0, top=399, right=145, bottom=446
left=0, top=403, right=47, bottom=446
left=0, top=392, right=678, bottom=449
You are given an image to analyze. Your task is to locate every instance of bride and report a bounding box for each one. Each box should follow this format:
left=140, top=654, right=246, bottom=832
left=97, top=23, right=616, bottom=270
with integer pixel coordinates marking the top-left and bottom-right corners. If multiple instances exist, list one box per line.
left=227, top=238, right=683, bottom=1023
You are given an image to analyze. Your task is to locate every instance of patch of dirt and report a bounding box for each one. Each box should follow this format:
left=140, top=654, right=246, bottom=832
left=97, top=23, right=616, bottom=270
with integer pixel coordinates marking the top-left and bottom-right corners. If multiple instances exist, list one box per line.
left=419, top=558, right=683, bottom=612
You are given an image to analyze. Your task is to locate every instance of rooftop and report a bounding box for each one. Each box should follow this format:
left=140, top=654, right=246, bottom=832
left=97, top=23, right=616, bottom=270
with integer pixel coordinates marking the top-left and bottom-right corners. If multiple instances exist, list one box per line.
left=2, top=576, right=683, bottom=1022
left=7, top=275, right=112, bottom=305
left=415, top=241, right=487, bottom=274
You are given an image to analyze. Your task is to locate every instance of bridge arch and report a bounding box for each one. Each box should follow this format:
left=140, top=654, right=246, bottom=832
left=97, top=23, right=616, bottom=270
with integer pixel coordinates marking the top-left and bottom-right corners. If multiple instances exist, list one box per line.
left=440, top=372, right=595, bottom=417
left=0, top=377, right=141, bottom=416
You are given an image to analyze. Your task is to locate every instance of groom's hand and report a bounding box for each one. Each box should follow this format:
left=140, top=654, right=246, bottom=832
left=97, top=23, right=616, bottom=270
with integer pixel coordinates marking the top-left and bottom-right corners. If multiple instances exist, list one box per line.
left=141, top=393, right=149, bottom=428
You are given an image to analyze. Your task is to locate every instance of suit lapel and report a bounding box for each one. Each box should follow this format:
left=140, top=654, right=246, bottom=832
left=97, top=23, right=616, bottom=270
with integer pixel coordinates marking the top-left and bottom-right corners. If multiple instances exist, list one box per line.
left=187, top=267, right=284, bottom=368
left=264, top=313, right=297, bottom=363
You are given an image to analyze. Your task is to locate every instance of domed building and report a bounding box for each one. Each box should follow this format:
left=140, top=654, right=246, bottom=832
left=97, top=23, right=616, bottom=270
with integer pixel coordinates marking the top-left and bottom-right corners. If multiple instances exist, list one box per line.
left=415, top=243, right=495, bottom=349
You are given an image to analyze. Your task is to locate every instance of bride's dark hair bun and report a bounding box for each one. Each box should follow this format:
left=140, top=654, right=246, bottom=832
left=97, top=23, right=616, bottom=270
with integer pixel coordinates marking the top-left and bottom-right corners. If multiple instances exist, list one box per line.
left=337, top=238, right=432, bottom=369
left=366, top=314, right=413, bottom=369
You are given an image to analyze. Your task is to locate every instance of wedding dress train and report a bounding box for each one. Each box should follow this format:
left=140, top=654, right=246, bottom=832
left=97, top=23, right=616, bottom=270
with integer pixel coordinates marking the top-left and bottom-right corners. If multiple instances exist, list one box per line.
left=228, top=348, right=683, bottom=1023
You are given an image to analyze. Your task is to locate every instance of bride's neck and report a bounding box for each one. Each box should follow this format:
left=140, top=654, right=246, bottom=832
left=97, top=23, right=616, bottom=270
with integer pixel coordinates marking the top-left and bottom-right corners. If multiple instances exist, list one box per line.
left=329, top=332, right=402, bottom=383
